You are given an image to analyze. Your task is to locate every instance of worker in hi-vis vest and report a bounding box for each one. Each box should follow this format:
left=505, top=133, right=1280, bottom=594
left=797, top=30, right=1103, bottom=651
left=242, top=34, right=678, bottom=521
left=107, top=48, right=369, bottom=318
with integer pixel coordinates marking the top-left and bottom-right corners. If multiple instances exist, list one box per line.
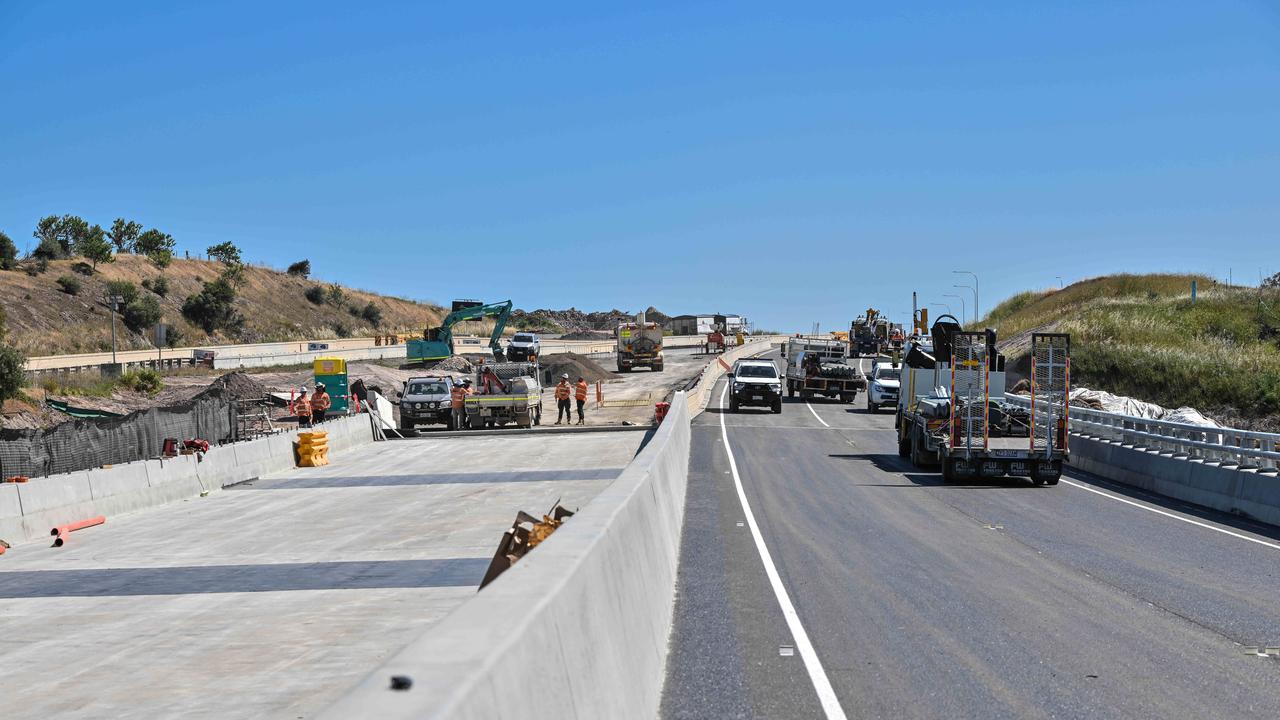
left=554, top=374, right=573, bottom=424
left=575, top=377, right=589, bottom=425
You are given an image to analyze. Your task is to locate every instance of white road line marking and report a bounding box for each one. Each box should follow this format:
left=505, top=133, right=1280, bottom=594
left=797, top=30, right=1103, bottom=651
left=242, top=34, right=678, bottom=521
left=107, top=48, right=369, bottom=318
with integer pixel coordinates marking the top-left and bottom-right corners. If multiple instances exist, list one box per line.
left=719, top=383, right=847, bottom=720
left=805, top=402, right=831, bottom=427
left=1061, top=478, right=1280, bottom=551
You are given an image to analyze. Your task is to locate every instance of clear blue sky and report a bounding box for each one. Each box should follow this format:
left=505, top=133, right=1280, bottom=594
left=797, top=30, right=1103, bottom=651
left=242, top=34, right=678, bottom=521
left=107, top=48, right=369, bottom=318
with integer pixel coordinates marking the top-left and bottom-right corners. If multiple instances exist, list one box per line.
left=2, top=1, right=1277, bottom=332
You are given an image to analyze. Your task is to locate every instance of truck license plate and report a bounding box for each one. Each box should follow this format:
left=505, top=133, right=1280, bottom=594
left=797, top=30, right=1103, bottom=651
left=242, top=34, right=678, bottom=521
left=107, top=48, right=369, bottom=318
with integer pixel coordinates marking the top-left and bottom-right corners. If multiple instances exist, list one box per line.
left=991, top=449, right=1020, bottom=458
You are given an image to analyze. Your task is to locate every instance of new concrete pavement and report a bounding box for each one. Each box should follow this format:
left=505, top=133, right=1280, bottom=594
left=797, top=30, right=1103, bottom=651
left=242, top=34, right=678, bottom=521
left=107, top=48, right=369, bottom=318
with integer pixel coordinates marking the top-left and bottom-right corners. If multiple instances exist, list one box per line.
left=663, top=350, right=1280, bottom=719
left=0, top=432, right=644, bottom=718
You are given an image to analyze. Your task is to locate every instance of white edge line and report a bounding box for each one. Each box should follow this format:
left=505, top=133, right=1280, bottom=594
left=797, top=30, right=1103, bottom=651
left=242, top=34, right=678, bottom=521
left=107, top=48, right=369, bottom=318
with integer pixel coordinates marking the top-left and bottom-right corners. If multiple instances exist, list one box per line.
left=805, top=402, right=831, bottom=428
left=719, top=382, right=848, bottom=719
left=1060, top=478, right=1280, bottom=551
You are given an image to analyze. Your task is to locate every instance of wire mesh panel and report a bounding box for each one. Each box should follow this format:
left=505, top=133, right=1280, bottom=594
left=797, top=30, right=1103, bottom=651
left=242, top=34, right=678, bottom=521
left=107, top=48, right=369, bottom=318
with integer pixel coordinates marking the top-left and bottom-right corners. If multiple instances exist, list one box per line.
left=950, top=332, right=990, bottom=456
left=1030, top=333, right=1071, bottom=457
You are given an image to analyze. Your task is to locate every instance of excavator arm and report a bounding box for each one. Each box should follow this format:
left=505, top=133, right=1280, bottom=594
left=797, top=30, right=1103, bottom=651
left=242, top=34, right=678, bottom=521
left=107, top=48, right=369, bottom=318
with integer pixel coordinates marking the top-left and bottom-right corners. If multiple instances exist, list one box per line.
left=424, top=300, right=514, bottom=361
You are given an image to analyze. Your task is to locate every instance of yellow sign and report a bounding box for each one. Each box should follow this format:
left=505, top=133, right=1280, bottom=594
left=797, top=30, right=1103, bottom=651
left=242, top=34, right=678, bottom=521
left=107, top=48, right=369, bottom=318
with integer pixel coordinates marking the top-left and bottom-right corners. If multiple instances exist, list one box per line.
left=620, top=330, right=632, bottom=338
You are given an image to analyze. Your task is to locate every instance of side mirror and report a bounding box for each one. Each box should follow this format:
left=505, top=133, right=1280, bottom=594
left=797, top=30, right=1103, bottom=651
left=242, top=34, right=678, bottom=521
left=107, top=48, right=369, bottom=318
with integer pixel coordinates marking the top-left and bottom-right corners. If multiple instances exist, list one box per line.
left=726, top=373, right=734, bottom=380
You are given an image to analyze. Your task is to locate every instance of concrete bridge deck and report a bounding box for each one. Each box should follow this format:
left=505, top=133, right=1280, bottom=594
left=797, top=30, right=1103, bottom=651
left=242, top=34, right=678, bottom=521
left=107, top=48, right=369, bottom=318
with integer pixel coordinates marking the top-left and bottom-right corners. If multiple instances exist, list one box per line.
left=0, top=431, right=645, bottom=718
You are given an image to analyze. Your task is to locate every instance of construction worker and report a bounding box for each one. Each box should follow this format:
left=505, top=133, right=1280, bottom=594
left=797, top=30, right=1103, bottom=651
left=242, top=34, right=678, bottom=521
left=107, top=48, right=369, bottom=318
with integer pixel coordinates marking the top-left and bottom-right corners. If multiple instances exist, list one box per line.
left=311, top=382, right=332, bottom=424
left=451, top=379, right=470, bottom=430
left=554, top=373, right=572, bottom=424
left=575, top=376, right=588, bottom=425
left=293, top=387, right=312, bottom=428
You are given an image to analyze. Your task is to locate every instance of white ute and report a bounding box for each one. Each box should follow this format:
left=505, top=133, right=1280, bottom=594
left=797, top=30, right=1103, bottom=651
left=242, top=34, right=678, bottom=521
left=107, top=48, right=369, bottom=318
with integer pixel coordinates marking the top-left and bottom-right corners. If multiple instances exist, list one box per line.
left=867, top=364, right=900, bottom=412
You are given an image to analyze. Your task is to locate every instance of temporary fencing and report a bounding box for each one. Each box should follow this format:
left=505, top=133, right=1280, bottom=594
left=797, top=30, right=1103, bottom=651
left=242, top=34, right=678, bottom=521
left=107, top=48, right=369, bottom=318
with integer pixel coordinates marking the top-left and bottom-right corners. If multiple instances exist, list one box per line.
left=0, top=387, right=236, bottom=479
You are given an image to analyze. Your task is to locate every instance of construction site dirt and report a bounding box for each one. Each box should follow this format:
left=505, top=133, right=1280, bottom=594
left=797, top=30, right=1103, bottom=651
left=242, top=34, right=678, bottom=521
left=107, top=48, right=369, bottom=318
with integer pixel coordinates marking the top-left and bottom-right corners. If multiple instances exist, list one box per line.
left=7, top=347, right=713, bottom=431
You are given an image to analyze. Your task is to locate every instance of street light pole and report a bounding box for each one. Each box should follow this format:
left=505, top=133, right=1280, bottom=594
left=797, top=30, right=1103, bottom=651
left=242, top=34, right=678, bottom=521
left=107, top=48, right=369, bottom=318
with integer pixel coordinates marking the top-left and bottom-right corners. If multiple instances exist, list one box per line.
left=953, top=270, right=978, bottom=322
left=105, top=294, right=124, bottom=365
left=944, top=294, right=966, bottom=325
left=953, top=284, right=974, bottom=323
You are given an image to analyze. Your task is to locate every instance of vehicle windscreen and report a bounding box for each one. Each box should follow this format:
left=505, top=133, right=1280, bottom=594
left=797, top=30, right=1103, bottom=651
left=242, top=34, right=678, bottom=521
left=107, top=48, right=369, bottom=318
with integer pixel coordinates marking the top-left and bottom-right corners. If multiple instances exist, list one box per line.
left=737, top=365, right=778, bottom=379
left=875, top=368, right=901, bottom=381
left=407, top=381, right=449, bottom=395
left=513, top=334, right=533, bottom=342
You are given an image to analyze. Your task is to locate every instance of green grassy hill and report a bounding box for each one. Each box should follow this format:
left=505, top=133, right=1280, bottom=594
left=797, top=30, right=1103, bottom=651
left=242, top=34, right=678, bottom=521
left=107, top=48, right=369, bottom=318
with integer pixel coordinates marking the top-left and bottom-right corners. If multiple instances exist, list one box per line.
left=979, top=273, right=1280, bottom=430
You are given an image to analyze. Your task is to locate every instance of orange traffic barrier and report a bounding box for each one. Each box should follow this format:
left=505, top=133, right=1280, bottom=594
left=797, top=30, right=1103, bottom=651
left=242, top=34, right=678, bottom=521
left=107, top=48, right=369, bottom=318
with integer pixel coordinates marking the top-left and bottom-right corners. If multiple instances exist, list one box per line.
left=51, top=515, right=106, bottom=547
left=2, top=476, right=29, bottom=483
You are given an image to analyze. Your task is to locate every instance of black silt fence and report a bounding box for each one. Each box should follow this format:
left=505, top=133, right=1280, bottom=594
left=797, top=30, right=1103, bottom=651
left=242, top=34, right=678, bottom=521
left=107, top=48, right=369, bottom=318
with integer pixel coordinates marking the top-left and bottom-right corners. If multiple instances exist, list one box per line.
left=0, top=388, right=235, bottom=479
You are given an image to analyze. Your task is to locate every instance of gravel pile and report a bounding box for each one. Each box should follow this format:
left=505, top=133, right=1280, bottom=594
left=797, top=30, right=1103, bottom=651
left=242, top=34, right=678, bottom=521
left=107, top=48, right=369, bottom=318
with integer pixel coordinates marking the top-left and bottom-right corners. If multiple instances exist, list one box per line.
left=431, top=356, right=475, bottom=373
left=205, top=371, right=268, bottom=400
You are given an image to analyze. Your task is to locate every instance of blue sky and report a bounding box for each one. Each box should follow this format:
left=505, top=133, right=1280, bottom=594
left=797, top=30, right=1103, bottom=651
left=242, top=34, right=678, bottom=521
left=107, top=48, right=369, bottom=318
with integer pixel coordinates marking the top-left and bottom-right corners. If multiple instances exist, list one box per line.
left=2, top=1, right=1277, bottom=333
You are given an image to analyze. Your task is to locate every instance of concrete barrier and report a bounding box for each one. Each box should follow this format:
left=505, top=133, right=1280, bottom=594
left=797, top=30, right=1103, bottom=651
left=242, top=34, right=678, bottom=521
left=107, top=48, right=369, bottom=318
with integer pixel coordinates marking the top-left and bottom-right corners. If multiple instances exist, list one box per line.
left=1069, top=433, right=1280, bottom=527
left=0, top=414, right=376, bottom=546
left=320, top=392, right=694, bottom=720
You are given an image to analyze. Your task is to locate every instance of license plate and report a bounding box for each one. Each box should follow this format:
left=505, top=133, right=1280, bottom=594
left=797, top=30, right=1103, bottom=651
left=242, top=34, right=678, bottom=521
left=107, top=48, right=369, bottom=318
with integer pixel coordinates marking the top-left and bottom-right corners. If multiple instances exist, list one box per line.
left=753, top=395, right=763, bottom=400
left=991, top=449, right=1020, bottom=457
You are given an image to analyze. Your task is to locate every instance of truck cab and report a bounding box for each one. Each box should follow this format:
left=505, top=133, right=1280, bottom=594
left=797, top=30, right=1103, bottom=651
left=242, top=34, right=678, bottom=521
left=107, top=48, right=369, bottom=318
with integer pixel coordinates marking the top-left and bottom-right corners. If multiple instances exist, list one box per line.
left=507, top=333, right=540, bottom=362
left=399, top=376, right=456, bottom=430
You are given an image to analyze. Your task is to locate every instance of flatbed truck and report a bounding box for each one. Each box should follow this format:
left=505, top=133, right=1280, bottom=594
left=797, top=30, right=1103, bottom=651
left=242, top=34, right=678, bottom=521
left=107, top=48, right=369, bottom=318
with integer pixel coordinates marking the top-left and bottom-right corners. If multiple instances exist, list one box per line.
left=896, top=324, right=1069, bottom=484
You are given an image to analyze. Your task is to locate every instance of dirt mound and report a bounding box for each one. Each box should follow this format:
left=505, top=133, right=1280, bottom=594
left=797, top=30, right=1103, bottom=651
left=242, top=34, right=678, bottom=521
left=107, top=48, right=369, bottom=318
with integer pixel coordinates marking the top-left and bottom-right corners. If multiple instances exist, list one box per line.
left=542, top=352, right=612, bottom=383
left=205, top=371, right=267, bottom=400
left=430, top=355, right=475, bottom=373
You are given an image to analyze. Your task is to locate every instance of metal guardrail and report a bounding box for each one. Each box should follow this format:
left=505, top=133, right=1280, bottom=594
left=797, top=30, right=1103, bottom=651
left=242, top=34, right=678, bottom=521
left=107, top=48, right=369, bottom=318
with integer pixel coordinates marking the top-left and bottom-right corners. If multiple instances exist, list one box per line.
left=1003, top=393, right=1280, bottom=473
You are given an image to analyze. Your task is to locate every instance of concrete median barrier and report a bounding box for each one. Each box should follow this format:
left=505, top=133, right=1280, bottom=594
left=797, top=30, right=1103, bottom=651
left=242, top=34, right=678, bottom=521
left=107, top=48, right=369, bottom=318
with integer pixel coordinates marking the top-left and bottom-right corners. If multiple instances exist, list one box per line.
left=320, top=391, right=694, bottom=720
left=0, top=414, right=376, bottom=547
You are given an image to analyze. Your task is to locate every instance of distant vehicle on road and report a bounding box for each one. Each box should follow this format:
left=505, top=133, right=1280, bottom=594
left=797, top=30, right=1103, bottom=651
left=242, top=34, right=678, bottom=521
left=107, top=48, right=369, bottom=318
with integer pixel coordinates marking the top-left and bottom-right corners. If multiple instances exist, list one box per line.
left=728, top=358, right=783, bottom=413
left=617, top=315, right=664, bottom=372
left=784, top=337, right=866, bottom=402
left=398, top=376, right=457, bottom=430
left=507, top=332, right=541, bottom=362
left=866, top=364, right=900, bottom=412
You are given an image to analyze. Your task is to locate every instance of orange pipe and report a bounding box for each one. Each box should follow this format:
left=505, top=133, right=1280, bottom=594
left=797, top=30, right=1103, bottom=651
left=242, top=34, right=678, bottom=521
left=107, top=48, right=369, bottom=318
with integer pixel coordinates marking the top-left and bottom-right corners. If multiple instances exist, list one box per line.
left=51, top=515, right=105, bottom=547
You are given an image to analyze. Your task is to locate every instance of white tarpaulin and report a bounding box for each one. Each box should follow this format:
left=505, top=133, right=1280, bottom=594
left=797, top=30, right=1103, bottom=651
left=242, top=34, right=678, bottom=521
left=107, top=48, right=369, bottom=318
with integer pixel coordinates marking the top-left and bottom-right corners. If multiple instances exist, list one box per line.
left=1069, top=387, right=1220, bottom=428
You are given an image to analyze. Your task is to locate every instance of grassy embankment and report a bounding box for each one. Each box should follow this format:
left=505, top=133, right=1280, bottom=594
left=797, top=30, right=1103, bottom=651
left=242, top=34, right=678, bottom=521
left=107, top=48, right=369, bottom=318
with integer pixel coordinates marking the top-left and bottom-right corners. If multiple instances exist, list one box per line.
left=980, top=273, right=1280, bottom=429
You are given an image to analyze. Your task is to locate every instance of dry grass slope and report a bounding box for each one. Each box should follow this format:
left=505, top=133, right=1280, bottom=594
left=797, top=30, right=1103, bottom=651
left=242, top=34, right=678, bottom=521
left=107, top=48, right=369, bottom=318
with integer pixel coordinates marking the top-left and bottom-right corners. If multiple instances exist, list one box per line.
left=0, top=254, right=443, bottom=356
left=980, top=273, right=1280, bottom=429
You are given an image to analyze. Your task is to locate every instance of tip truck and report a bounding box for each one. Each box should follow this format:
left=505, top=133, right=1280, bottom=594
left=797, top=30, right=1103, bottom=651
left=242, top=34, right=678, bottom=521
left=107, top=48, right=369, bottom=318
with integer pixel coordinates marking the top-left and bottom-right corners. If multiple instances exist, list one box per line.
left=616, top=312, right=664, bottom=372
left=896, top=316, right=1070, bottom=484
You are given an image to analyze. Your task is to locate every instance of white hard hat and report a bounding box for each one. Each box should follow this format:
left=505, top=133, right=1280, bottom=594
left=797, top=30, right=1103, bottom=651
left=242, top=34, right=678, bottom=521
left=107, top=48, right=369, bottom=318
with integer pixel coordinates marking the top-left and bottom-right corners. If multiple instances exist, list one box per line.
left=299, top=386, right=307, bottom=392
left=562, top=373, right=569, bottom=379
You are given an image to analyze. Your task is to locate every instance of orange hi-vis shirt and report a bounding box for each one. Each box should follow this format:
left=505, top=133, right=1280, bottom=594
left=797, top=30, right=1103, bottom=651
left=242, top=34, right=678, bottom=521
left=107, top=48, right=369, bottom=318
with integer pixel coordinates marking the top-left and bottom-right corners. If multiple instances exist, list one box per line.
left=555, top=381, right=571, bottom=400
left=575, top=381, right=588, bottom=401
left=451, top=386, right=467, bottom=410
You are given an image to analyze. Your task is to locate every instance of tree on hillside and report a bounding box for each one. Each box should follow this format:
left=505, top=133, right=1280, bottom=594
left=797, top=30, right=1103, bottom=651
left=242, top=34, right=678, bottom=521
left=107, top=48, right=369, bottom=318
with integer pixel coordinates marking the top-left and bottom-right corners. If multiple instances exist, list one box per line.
left=287, top=259, right=310, bottom=277
left=74, top=224, right=114, bottom=268
left=135, top=228, right=175, bottom=268
left=206, top=241, right=242, bottom=265
left=0, top=343, right=24, bottom=403
left=1263, top=271, right=1280, bottom=290
left=0, top=230, right=17, bottom=270
left=122, top=295, right=163, bottom=333
left=105, top=280, right=140, bottom=306
left=32, top=214, right=89, bottom=258
left=182, top=276, right=241, bottom=332
left=108, top=218, right=142, bottom=252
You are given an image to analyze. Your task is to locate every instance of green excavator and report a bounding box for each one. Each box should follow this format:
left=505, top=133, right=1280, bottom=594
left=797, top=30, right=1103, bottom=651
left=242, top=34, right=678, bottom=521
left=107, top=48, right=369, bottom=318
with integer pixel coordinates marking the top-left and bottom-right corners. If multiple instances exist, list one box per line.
left=408, top=299, right=513, bottom=363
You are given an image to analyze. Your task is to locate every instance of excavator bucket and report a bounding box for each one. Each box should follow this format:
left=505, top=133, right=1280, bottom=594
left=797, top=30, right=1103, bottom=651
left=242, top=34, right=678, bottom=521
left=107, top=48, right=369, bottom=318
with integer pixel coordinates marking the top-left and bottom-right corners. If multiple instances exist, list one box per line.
left=478, top=503, right=576, bottom=590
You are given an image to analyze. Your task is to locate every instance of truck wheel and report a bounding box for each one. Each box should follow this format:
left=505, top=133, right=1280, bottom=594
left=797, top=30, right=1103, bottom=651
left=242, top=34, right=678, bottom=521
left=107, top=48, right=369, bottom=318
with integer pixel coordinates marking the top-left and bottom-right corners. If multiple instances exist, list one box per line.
left=941, top=458, right=956, bottom=483
left=533, top=406, right=542, bottom=426
left=787, top=381, right=795, bottom=398
left=910, top=428, right=929, bottom=467
left=729, top=397, right=739, bottom=413
left=399, top=417, right=415, bottom=431
left=867, top=399, right=877, bottom=413
left=1045, top=474, right=1060, bottom=486
left=897, top=429, right=911, bottom=458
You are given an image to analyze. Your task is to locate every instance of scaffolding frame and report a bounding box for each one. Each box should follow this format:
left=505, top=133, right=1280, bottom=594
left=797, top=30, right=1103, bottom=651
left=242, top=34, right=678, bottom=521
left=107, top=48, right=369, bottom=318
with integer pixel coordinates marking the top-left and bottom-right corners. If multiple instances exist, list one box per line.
left=1030, top=333, right=1071, bottom=458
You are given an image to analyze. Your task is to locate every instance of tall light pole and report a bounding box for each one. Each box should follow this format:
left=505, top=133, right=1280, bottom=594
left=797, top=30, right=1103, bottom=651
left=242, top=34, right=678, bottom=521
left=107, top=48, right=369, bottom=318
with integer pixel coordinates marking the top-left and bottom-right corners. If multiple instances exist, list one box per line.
left=953, top=270, right=978, bottom=322
left=105, top=293, right=125, bottom=365
left=944, top=294, right=966, bottom=325
left=953, top=284, right=974, bottom=323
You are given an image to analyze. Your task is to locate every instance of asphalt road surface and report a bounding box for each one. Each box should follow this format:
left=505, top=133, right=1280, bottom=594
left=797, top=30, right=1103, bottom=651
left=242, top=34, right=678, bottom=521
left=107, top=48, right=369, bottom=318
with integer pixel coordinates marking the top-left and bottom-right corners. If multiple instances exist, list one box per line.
left=662, top=350, right=1280, bottom=719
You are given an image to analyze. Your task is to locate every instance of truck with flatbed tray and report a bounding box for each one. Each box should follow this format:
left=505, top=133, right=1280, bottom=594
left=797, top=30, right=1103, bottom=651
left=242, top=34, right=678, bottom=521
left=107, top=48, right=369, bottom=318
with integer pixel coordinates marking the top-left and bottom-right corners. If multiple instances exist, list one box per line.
left=783, top=336, right=866, bottom=402
left=896, top=316, right=1069, bottom=484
